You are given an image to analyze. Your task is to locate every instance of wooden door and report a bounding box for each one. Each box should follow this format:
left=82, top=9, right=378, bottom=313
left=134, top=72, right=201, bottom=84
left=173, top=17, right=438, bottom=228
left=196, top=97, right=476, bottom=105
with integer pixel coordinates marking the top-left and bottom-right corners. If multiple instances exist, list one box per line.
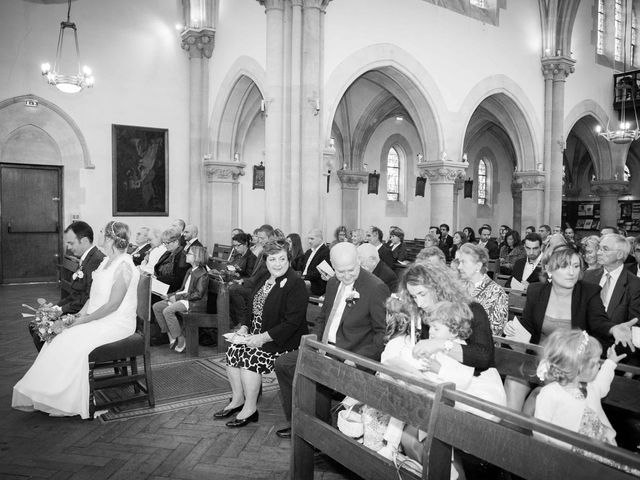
left=0, top=164, right=62, bottom=283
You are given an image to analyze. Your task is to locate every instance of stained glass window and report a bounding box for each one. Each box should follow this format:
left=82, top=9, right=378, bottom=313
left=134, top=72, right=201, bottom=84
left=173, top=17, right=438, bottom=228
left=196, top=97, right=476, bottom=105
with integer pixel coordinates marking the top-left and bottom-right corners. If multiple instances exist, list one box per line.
left=598, top=0, right=605, bottom=55
left=615, top=0, right=623, bottom=61
left=477, top=159, right=487, bottom=205
left=387, top=147, right=400, bottom=201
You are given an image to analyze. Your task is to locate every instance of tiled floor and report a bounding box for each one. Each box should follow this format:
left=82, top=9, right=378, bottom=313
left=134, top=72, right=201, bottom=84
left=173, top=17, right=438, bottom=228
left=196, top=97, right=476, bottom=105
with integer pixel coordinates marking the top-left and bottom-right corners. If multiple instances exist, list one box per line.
left=0, top=283, right=357, bottom=479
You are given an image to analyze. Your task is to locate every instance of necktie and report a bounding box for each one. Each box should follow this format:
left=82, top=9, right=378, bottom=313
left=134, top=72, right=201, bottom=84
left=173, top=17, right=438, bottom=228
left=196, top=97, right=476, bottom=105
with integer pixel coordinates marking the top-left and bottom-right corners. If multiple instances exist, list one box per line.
left=600, top=273, right=611, bottom=305
left=322, top=283, right=345, bottom=344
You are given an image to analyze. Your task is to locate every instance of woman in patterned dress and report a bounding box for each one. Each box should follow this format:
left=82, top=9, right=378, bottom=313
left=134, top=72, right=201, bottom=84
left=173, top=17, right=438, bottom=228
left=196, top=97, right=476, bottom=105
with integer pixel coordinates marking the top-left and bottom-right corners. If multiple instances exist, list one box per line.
left=214, top=239, right=309, bottom=428
left=456, top=242, right=509, bottom=336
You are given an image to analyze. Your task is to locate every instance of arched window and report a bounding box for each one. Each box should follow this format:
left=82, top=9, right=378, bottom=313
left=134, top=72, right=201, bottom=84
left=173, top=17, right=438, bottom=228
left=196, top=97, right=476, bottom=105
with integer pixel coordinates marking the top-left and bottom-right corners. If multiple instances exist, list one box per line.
left=615, top=0, right=624, bottom=61
left=387, top=146, right=400, bottom=201
left=477, top=158, right=487, bottom=205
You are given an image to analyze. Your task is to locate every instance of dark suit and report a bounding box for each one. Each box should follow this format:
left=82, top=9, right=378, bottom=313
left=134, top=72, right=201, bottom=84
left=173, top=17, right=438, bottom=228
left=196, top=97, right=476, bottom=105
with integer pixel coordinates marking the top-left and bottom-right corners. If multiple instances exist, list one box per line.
left=274, top=268, right=390, bottom=421
left=130, top=243, right=152, bottom=266
left=626, top=262, right=640, bottom=277
left=520, top=281, right=615, bottom=347
left=583, top=267, right=640, bottom=327
left=183, top=238, right=203, bottom=254
left=30, top=245, right=106, bottom=351
left=174, top=266, right=209, bottom=312
left=377, top=243, right=395, bottom=269
left=302, top=244, right=331, bottom=295
left=507, top=257, right=543, bottom=288
left=372, top=260, right=398, bottom=293
left=230, top=249, right=257, bottom=278
left=154, top=247, right=190, bottom=293
left=389, top=242, right=408, bottom=263
left=477, top=238, right=500, bottom=259
left=439, top=235, right=453, bottom=260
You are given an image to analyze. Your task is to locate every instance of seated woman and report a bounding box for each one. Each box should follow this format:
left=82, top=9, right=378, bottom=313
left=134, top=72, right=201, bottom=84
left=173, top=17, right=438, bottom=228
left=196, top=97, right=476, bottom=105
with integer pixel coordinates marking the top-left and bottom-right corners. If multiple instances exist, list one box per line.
left=499, top=230, right=526, bottom=274
left=330, top=225, right=349, bottom=248
left=286, top=232, right=306, bottom=272
left=463, top=226, right=476, bottom=244
left=139, top=228, right=165, bottom=275
left=449, top=230, right=467, bottom=261
left=229, top=233, right=257, bottom=278
left=580, top=235, right=601, bottom=272
left=457, top=243, right=508, bottom=336
left=388, top=227, right=408, bottom=263
left=503, top=246, right=636, bottom=412
left=153, top=227, right=190, bottom=294
left=13, top=221, right=139, bottom=419
left=350, top=228, right=365, bottom=247
left=214, top=239, right=309, bottom=428
left=151, top=246, right=209, bottom=352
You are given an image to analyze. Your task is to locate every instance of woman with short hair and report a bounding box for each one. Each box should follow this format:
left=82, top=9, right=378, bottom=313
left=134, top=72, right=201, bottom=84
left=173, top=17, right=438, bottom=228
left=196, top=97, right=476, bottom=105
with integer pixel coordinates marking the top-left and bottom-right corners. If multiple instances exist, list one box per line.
left=153, top=227, right=189, bottom=294
left=215, top=240, right=309, bottom=428
left=230, top=233, right=257, bottom=278
left=457, top=243, right=508, bottom=336
left=580, top=235, right=601, bottom=271
left=389, top=227, right=408, bottom=263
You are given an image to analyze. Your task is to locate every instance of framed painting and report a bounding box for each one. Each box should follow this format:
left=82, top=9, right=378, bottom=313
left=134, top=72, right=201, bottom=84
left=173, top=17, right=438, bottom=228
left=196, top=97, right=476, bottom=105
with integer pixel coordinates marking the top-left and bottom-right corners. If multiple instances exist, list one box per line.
left=253, top=163, right=265, bottom=190
left=112, top=124, right=168, bottom=216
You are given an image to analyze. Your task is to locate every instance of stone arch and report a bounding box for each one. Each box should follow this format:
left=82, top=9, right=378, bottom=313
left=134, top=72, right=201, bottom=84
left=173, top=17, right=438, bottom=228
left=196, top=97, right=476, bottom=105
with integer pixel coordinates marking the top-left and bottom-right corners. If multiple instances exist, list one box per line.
left=0, top=94, right=92, bottom=169
left=209, top=56, right=266, bottom=163
left=458, top=76, right=540, bottom=171
left=323, top=44, right=446, bottom=163
left=564, top=114, right=607, bottom=188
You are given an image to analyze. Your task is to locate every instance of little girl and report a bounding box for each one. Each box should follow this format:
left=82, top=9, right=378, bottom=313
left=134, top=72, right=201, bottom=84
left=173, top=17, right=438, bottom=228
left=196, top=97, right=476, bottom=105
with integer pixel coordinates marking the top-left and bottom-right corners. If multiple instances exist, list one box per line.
left=534, top=329, right=635, bottom=474
left=376, top=298, right=507, bottom=470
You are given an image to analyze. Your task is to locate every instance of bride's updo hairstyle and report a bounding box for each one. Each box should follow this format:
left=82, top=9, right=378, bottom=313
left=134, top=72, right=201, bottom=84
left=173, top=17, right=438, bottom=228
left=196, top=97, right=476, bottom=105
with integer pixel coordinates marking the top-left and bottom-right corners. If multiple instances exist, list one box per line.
left=104, top=221, right=130, bottom=251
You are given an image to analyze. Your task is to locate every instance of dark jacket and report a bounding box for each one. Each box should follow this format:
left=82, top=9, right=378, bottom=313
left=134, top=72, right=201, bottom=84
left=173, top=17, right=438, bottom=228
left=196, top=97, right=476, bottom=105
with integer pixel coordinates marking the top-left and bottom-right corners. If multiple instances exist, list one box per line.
left=372, top=260, right=398, bottom=293
left=130, top=243, right=152, bottom=266
left=58, top=246, right=105, bottom=314
left=389, top=242, right=408, bottom=263
left=154, top=246, right=190, bottom=293
left=250, top=267, right=309, bottom=354
left=302, top=244, right=331, bottom=295
left=377, top=244, right=395, bottom=269
left=476, top=238, right=500, bottom=260
left=583, top=267, right=640, bottom=326
left=439, top=235, right=454, bottom=261
left=520, top=281, right=615, bottom=346
left=174, top=266, right=209, bottom=313
left=230, top=249, right=257, bottom=278
left=183, top=239, right=203, bottom=254
left=507, top=257, right=543, bottom=288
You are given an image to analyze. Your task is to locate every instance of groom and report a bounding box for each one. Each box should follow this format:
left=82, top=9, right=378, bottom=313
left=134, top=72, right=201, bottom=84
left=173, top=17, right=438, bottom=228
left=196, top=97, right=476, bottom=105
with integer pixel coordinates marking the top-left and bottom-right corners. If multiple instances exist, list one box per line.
left=28, top=221, right=105, bottom=351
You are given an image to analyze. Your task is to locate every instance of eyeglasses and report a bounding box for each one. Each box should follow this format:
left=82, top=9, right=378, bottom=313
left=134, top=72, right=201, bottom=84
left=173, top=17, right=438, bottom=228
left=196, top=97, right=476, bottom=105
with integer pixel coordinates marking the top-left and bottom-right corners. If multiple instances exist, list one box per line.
left=163, top=239, right=177, bottom=245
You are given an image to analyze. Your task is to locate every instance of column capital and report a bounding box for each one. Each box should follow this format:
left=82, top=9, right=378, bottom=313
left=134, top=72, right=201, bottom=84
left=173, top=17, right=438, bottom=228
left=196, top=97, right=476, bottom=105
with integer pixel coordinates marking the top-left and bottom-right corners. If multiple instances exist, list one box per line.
left=203, top=157, right=246, bottom=183
left=590, top=179, right=629, bottom=197
left=180, top=28, right=216, bottom=59
left=541, top=56, right=575, bottom=81
left=514, top=170, right=546, bottom=190
left=257, top=0, right=286, bottom=10
left=337, top=170, right=368, bottom=190
left=418, top=160, right=469, bottom=184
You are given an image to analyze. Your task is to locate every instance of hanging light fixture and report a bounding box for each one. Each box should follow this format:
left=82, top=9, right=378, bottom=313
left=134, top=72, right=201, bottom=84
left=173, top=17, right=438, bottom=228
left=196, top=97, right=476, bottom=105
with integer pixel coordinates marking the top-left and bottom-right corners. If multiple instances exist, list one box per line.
left=596, top=0, right=639, bottom=144
left=40, top=0, right=94, bottom=94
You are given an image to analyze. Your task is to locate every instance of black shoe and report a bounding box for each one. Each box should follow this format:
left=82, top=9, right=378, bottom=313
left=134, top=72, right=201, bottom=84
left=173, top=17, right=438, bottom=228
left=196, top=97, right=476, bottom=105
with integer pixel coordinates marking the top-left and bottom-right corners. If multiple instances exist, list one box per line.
left=213, top=403, right=244, bottom=419
left=225, top=410, right=258, bottom=428
left=276, top=427, right=292, bottom=438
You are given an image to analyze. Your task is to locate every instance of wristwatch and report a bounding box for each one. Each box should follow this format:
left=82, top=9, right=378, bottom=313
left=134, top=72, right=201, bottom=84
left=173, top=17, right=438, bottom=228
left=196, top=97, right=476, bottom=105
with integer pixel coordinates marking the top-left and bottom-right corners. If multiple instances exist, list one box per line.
left=443, top=340, right=454, bottom=354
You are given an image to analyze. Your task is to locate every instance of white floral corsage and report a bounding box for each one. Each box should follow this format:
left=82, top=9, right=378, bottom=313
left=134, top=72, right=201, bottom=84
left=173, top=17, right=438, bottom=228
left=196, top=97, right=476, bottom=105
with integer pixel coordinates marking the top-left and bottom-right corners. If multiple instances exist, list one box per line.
left=280, top=278, right=288, bottom=288
left=72, top=269, right=84, bottom=280
left=345, top=290, right=360, bottom=307
left=536, top=359, right=549, bottom=381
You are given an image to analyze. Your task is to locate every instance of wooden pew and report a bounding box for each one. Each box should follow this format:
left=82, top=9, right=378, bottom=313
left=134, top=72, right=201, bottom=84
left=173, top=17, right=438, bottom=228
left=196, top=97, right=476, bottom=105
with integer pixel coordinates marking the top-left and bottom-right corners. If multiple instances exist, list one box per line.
left=291, top=335, right=640, bottom=480
left=58, top=254, right=78, bottom=298
left=211, top=243, right=233, bottom=260
left=506, top=289, right=526, bottom=319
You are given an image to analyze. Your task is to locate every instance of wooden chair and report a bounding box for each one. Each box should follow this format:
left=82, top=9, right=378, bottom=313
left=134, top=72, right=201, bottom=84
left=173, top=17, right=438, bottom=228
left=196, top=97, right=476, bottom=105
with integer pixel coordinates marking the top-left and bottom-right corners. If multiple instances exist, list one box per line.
left=176, top=277, right=230, bottom=356
left=88, top=273, right=155, bottom=419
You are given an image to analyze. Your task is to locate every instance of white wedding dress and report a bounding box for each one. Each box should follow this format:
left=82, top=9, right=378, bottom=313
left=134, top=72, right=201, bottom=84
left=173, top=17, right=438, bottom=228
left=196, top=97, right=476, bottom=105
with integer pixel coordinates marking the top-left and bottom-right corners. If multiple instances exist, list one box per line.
left=12, top=254, right=139, bottom=419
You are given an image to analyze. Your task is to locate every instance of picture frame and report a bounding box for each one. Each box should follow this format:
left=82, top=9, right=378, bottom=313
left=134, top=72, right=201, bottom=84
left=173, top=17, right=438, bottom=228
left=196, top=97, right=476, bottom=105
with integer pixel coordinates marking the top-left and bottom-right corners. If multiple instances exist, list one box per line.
left=415, top=176, right=426, bottom=197
left=368, top=170, right=380, bottom=195
left=253, top=163, right=265, bottom=190
left=112, top=124, right=168, bottom=216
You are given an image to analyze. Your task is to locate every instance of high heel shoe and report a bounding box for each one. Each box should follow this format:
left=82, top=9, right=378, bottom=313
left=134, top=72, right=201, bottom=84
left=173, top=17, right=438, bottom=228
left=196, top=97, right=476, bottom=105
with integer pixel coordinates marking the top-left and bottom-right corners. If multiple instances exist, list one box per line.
left=225, top=410, right=258, bottom=428
left=213, top=403, right=244, bottom=419
left=174, top=342, right=186, bottom=353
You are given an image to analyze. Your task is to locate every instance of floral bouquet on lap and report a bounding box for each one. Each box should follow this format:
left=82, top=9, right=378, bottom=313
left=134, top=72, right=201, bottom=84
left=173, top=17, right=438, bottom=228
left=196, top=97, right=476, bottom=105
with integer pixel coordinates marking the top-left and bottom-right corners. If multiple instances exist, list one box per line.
left=24, top=298, right=75, bottom=343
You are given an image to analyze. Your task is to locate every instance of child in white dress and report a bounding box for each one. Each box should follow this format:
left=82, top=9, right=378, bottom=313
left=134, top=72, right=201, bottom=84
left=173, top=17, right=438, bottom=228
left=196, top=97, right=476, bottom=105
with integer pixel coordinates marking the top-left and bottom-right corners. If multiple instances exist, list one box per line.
left=534, top=329, right=637, bottom=475
left=376, top=298, right=507, bottom=476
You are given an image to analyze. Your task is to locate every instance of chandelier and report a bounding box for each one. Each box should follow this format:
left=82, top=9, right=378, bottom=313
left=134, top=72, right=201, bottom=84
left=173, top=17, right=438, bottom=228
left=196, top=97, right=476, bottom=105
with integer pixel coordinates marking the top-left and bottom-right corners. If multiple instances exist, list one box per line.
left=40, top=0, right=94, bottom=94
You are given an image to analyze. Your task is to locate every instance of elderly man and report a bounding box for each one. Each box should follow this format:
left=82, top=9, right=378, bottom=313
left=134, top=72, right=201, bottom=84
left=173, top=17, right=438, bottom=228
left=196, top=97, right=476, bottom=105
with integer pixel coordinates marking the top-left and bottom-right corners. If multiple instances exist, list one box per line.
left=302, top=228, right=331, bottom=296
left=274, top=242, right=389, bottom=438
left=357, top=243, right=398, bottom=292
left=183, top=224, right=202, bottom=254
left=172, top=218, right=187, bottom=246
left=365, top=226, right=394, bottom=268
left=129, top=226, right=152, bottom=266
left=29, top=221, right=105, bottom=351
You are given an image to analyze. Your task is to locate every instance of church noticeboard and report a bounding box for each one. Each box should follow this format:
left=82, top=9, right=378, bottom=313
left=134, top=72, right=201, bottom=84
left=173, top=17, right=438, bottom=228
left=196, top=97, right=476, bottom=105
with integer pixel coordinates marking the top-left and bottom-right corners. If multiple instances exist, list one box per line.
left=112, top=124, right=169, bottom=216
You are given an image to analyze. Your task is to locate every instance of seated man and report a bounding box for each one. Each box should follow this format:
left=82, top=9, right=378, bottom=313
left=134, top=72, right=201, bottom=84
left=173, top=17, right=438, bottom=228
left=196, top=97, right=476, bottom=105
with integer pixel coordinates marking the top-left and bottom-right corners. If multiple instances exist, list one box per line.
left=507, top=233, right=543, bottom=290
left=357, top=243, right=398, bottom=293
left=274, top=242, right=389, bottom=438
left=366, top=226, right=394, bottom=269
left=301, top=228, right=331, bottom=296
left=183, top=224, right=203, bottom=254
left=128, top=226, right=152, bottom=266
left=476, top=225, right=499, bottom=260
left=29, top=221, right=105, bottom=351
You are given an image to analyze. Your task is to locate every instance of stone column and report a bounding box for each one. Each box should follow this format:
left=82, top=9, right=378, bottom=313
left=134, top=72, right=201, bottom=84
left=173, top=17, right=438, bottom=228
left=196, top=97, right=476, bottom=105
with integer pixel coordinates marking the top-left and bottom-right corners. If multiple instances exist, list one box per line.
left=337, top=170, right=368, bottom=229
left=541, top=57, right=575, bottom=226
left=419, top=160, right=469, bottom=227
left=181, top=27, right=215, bottom=235
left=203, top=157, right=246, bottom=242
left=511, top=179, right=523, bottom=234
left=591, top=180, right=629, bottom=228
left=514, top=171, right=546, bottom=230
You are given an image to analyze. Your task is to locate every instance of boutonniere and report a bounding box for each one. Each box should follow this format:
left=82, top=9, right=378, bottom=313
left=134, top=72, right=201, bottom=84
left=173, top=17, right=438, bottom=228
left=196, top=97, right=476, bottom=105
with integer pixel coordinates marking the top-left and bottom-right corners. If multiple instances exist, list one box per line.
left=345, top=290, right=360, bottom=307
left=280, top=278, right=287, bottom=288
left=72, top=269, right=84, bottom=280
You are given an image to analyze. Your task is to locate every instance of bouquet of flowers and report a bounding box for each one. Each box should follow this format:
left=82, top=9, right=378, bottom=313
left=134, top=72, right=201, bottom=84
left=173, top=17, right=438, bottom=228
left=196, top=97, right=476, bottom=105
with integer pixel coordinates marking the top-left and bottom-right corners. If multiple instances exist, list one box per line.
left=24, top=298, right=75, bottom=344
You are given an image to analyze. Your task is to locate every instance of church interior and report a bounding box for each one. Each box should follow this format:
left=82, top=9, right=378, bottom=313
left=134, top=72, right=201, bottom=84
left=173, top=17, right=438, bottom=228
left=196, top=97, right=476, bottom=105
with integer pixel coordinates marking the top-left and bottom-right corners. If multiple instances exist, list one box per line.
left=2, top=0, right=640, bottom=478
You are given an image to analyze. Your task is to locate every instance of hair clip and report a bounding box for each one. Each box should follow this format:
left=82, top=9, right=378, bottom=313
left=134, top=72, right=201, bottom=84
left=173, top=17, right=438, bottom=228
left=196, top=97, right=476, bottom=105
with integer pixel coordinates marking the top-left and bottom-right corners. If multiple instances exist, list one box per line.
left=577, top=330, right=589, bottom=355
left=390, top=293, right=400, bottom=300
left=536, top=359, right=549, bottom=381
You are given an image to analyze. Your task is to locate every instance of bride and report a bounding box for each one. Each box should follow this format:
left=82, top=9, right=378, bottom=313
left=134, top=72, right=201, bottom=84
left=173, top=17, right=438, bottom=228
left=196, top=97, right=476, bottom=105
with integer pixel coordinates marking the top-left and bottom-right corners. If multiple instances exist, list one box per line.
left=12, top=221, right=139, bottom=419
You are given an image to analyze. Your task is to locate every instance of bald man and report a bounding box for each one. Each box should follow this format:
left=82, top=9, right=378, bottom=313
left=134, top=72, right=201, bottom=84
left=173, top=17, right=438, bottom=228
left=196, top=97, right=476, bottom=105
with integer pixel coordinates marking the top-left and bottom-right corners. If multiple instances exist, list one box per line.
left=183, top=224, right=202, bottom=254
left=357, top=243, right=398, bottom=292
left=274, top=242, right=389, bottom=438
left=301, top=228, right=331, bottom=295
